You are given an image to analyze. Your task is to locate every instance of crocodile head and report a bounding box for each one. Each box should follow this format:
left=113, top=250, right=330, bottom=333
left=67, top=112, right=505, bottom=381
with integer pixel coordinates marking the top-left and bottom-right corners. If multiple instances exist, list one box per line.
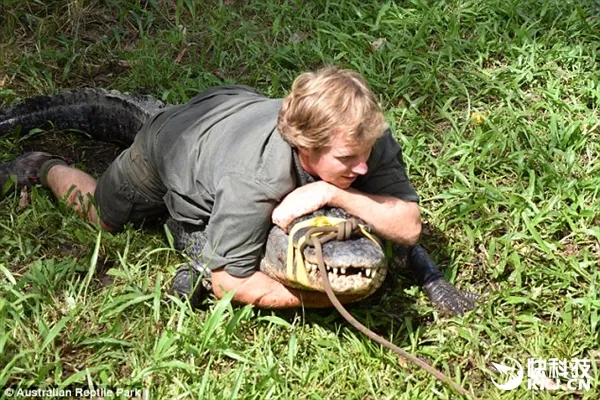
left=260, top=208, right=387, bottom=299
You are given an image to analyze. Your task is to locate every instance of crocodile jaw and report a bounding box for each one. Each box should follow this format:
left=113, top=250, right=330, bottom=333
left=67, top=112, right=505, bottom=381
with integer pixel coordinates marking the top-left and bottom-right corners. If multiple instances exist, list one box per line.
left=259, top=258, right=387, bottom=298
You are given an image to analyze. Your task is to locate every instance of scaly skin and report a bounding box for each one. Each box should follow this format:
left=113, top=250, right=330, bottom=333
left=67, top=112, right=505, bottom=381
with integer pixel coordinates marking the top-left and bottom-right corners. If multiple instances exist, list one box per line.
left=0, top=89, right=476, bottom=314
left=0, top=88, right=166, bottom=144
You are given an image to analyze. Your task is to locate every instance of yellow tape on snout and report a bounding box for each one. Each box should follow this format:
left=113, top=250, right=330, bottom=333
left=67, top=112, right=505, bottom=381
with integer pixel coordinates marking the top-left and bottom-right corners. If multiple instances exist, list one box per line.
left=286, top=215, right=382, bottom=288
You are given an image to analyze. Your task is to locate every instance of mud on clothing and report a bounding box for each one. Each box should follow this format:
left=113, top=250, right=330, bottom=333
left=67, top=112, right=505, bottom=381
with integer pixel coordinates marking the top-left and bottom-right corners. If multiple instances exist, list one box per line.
left=95, top=85, right=419, bottom=278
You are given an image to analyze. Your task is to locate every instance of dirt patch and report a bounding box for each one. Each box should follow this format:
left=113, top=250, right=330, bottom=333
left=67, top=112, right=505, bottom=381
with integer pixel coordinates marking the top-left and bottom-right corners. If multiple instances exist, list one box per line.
left=21, top=130, right=124, bottom=178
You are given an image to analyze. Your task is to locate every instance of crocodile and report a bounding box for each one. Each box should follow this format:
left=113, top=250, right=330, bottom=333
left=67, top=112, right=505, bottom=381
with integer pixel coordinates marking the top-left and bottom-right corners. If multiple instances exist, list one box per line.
left=0, top=88, right=475, bottom=313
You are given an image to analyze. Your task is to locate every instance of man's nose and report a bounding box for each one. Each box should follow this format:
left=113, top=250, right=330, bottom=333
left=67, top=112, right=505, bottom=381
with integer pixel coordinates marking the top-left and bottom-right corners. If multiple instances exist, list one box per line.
left=352, top=161, right=368, bottom=175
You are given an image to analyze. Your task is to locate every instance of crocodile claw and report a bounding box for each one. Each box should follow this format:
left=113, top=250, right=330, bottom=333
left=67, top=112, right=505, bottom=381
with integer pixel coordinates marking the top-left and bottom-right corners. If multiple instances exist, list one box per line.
left=407, top=244, right=477, bottom=317
left=423, top=277, right=476, bottom=317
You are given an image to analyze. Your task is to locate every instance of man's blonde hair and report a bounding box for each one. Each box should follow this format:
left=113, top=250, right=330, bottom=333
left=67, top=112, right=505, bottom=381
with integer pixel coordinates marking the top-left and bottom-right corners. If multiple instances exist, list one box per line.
left=277, top=67, right=388, bottom=150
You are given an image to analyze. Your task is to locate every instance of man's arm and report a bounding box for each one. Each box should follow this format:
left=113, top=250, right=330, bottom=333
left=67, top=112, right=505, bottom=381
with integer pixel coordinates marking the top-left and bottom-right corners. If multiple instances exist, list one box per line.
left=211, top=269, right=362, bottom=308
left=272, top=181, right=421, bottom=245
left=329, top=185, right=421, bottom=245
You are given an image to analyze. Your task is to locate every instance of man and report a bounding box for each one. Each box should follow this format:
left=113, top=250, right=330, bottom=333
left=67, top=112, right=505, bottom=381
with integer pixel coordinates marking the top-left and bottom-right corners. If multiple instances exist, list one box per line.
left=0, top=67, right=473, bottom=313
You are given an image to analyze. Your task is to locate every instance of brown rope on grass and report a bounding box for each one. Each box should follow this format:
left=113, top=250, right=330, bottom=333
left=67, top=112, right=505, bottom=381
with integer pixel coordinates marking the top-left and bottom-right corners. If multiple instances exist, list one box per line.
left=298, top=219, right=479, bottom=400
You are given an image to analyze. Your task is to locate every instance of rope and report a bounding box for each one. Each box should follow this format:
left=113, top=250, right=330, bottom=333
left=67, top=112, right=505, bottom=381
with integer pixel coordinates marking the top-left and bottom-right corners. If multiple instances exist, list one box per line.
left=298, top=219, right=479, bottom=400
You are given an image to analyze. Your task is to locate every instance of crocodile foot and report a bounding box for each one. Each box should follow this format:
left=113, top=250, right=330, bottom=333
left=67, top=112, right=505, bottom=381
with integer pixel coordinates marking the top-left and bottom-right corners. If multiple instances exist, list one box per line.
left=408, top=244, right=477, bottom=317
left=423, top=277, right=477, bottom=317
left=169, top=260, right=212, bottom=308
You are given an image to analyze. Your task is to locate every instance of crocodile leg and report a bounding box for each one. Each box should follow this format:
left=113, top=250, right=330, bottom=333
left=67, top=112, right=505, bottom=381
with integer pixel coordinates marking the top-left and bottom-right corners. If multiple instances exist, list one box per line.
left=166, top=218, right=212, bottom=307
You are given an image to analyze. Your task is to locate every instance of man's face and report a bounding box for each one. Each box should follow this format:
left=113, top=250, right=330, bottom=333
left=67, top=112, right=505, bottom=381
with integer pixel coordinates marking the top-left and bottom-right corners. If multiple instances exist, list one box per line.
left=299, top=132, right=374, bottom=189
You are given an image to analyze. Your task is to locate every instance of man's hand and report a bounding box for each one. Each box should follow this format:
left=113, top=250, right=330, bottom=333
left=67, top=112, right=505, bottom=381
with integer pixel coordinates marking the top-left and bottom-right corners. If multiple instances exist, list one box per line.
left=272, top=181, right=334, bottom=232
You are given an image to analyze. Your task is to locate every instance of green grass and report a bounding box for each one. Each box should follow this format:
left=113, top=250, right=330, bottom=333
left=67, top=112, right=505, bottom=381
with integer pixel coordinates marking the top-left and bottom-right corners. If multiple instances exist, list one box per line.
left=1, top=0, right=599, bottom=398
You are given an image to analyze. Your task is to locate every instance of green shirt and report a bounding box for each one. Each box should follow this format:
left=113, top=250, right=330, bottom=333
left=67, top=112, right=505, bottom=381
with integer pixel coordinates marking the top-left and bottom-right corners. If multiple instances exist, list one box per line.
left=143, top=86, right=418, bottom=277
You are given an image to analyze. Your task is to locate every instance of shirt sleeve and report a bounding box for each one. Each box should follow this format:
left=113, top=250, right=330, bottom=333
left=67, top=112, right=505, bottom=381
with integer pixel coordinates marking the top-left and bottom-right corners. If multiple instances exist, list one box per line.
left=201, top=174, right=278, bottom=278
left=353, top=129, right=420, bottom=203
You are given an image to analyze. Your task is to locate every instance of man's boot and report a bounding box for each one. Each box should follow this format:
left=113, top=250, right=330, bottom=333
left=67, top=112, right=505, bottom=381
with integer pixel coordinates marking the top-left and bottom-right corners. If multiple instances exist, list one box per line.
left=0, top=151, right=67, bottom=192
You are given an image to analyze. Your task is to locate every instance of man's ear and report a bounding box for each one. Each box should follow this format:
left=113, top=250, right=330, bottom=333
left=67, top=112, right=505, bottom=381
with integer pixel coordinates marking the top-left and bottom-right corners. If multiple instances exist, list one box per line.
left=295, top=146, right=316, bottom=178
left=296, top=146, right=310, bottom=156
left=296, top=146, right=316, bottom=166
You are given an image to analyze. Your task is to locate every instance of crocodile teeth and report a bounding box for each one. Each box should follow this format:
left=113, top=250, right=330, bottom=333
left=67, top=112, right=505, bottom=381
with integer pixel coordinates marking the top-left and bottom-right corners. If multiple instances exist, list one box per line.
left=341, top=268, right=346, bottom=274
left=333, top=268, right=338, bottom=275
left=365, top=269, right=371, bottom=277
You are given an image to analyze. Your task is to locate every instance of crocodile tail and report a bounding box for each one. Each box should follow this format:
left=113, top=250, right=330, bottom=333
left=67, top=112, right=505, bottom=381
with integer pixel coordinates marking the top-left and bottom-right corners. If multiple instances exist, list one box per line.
left=0, top=88, right=167, bottom=145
